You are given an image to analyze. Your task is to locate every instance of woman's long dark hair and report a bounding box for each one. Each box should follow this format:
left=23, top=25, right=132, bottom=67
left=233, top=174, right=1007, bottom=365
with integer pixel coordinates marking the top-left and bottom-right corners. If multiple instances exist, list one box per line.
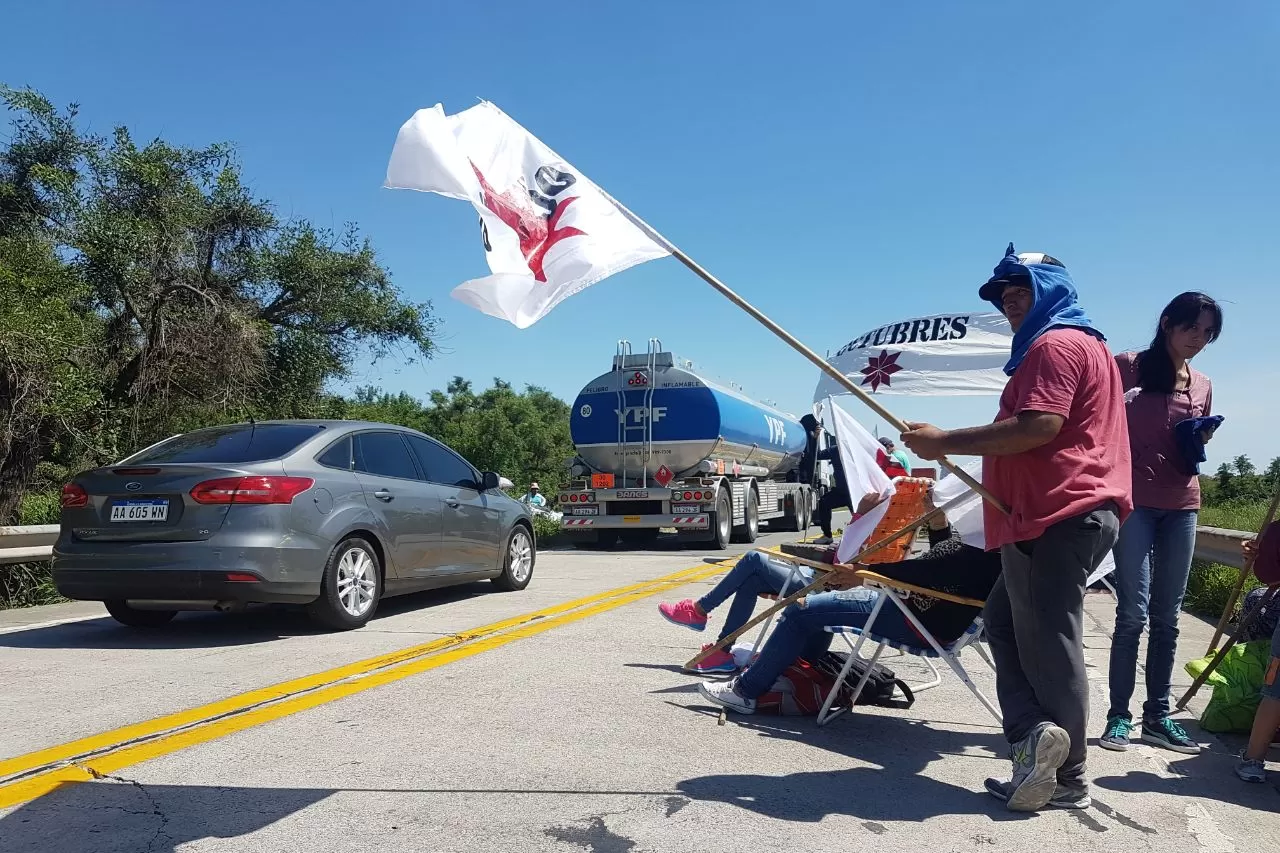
left=1135, top=292, right=1223, bottom=394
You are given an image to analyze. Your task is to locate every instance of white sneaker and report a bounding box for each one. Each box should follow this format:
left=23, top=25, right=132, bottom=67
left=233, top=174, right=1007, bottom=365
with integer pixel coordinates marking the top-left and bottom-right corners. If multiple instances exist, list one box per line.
left=698, top=677, right=757, bottom=715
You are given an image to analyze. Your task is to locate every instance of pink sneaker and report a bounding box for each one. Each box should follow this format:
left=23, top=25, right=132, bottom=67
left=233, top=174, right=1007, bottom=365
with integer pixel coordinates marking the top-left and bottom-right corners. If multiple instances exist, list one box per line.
left=688, top=645, right=738, bottom=674
left=658, top=599, right=707, bottom=632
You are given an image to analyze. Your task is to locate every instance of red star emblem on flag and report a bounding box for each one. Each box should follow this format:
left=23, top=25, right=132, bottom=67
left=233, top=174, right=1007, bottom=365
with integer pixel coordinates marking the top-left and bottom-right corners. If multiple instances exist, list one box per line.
left=860, top=349, right=903, bottom=392
left=470, top=161, right=586, bottom=282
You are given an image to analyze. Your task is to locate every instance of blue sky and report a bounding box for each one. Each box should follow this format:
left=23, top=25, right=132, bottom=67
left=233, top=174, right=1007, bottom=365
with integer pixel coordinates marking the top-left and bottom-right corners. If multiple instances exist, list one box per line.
left=5, top=1, right=1277, bottom=470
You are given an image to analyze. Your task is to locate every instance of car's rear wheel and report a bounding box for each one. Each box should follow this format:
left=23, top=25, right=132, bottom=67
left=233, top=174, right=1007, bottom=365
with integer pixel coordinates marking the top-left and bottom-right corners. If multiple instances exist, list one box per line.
left=308, top=537, right=382, bottom=630
left=493, top=526, right=535, bottom=591
left=104, top=600, right=177, bottom=629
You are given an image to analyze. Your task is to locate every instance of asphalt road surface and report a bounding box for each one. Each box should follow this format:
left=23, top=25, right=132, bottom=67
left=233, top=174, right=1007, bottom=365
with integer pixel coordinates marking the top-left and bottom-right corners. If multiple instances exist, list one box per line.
left=1, top=522, right=1276, bottom=852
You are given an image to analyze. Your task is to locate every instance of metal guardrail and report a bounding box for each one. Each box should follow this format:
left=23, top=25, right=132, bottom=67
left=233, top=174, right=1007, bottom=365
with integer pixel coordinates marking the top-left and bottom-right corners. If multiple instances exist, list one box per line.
left=1192, top=526, right=1251, bottom=570
left=0, top=526, right=59, bottom=566
left=0, top=523, right=1257, bottom=568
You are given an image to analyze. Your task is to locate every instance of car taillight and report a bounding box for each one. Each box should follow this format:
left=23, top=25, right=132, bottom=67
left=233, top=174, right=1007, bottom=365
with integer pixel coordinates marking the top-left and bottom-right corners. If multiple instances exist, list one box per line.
left=61, top=483, right=88, bottom=508
left=190, top=476, right=315, bottom=505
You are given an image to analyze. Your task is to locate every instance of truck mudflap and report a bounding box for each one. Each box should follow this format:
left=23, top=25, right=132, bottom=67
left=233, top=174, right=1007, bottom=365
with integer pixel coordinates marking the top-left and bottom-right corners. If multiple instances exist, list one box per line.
left=562, top=514, right=710, bottom=530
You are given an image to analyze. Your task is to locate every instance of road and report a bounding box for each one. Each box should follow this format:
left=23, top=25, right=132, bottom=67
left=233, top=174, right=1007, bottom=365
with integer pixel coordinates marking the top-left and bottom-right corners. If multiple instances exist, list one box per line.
left=1, top=522, right=1276, bottom=852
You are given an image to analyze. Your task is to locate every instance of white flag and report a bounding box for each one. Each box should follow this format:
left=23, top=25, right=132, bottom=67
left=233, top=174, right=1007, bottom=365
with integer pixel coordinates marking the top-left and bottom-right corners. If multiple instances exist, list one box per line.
left=814, top=312, right=1014, bottom=402
left=384, top=102, right=670, bottom=328
left=826, top=399, right=896, bottom=565
left=931, top=459, right=987, bottom=550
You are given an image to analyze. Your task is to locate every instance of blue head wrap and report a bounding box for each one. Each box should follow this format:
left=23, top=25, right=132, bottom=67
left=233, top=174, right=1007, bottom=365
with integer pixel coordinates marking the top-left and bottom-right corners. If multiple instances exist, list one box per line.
left=980, top=243, right=1105, bottom=375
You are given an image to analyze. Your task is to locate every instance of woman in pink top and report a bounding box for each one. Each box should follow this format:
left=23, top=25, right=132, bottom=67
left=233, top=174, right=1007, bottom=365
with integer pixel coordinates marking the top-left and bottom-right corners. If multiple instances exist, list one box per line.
left=1101, top=292, right=1223, bottom=756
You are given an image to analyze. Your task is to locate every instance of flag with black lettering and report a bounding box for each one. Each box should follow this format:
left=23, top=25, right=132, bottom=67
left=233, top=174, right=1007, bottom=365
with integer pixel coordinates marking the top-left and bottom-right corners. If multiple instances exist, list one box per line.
left=814, top=313, right=1014, bottom=400
left=384, top=101, right=670, bottom=328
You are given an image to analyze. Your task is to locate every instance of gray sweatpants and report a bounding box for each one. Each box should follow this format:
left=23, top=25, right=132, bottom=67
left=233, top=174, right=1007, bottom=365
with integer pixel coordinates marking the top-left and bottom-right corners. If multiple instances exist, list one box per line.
left=983, top=503, right=1120, bottom=786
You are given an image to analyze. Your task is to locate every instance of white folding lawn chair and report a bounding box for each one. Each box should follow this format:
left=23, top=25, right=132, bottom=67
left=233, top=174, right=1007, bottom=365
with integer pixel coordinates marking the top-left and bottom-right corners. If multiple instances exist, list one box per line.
left=815, top=570, right=1002, bottom=727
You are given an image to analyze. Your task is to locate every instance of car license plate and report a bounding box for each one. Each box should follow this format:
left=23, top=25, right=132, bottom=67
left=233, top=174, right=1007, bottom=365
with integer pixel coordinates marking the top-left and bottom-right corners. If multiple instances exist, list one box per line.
left=110, top=500, right=169, bottom=522
left=572, top=506, right=598, bottom=516
left=672, top=505, right=699, bottom=514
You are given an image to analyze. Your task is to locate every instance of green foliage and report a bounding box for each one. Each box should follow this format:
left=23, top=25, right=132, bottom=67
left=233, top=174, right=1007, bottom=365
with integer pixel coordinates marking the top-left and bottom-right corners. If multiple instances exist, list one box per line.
left=0, top=562, right=64, bottom=609
left=343, top=377, right=576, bottom=496
left=1184, top=560, right=1260, bottom=621
left=532, top=513, right=563, bottom=544
left=0, top=84, right=438, bottom=524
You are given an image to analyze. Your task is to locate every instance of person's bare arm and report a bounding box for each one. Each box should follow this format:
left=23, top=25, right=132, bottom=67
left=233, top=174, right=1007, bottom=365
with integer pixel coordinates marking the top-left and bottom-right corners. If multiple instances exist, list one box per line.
left=900, top=412, right=1064, bottom=461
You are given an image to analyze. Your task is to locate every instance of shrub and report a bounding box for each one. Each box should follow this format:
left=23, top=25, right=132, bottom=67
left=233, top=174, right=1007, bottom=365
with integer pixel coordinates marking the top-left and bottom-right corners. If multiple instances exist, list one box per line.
left=532, top=513, right=562, bottom=545
left=1184, top=560, right=1259, bottom=621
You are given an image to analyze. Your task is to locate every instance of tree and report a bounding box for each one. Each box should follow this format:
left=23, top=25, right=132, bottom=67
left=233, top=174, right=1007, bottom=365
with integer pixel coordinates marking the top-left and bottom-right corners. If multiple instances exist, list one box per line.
left=0, top=85, right=439, bottom=523
left=345, top=378, right=576, bottom=495
left=1233, top=455, right=1256, bottom=478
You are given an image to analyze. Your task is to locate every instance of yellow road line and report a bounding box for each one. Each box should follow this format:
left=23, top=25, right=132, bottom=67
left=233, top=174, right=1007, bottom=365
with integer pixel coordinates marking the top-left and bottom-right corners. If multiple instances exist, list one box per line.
left=0, top=560, right=730, bottom=810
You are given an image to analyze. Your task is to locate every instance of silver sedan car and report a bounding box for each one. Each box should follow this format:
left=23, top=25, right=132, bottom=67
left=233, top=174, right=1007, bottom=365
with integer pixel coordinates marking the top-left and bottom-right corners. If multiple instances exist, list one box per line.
left=52, top=420, right=537, bottom=630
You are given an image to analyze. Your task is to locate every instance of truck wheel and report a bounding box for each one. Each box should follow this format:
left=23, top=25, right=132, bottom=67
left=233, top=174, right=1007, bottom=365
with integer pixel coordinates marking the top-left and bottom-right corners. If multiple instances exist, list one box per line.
left=732, top=490, right=759, bottom=544
left=710, top=489, right=732, bottom=550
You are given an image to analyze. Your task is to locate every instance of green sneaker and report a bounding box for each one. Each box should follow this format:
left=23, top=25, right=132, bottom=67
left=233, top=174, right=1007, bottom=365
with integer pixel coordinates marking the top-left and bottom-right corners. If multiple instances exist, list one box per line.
left=1141, top=717, right=1201, bottom=755
left=1099, top=716, right=1134, bottom=752
left=995, top=722, right=1071, bottom=812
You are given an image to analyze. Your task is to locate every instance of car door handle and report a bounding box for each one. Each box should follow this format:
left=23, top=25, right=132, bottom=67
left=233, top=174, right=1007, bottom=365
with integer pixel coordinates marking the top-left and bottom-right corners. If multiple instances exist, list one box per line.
left=373, top=490, right=394, bottom=502
left=445, top=498, right=460, bottom=508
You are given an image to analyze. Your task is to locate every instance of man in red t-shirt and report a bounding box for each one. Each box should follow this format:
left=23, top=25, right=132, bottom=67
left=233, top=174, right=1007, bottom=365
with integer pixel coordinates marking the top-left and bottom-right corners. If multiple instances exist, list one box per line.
left=901, top=245, right=1132, bottom=813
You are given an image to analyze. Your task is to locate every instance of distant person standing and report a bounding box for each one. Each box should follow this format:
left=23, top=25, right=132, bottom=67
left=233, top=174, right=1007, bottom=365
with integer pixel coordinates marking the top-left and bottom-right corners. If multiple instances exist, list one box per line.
left=522, top=483, right=546, bottom=508
left=901, top=245, right=1131, bottom=812
left=877, top=437, right=911, bottom=478
left=1101, top=292, right=1223, bottom=756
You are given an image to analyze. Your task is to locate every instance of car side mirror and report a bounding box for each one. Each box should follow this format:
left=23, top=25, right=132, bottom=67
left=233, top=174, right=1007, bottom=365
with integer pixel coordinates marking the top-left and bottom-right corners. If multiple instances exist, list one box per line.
left=481, top=471, right=501, bottom=491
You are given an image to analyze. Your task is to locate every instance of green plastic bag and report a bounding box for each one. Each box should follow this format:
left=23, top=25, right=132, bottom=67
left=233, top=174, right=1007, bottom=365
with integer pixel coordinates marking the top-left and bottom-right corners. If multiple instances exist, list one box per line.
left=1184, top=640, right=1271, bottom=733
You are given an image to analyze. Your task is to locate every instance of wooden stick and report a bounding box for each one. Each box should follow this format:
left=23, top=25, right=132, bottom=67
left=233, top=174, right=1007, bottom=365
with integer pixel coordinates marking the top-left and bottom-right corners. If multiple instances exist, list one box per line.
left=1177, top=584, right=1280, bottom=711
left=684, top=505, right=946, bottom=669
left=1206, top=483, right=1280, bottom=654
left=600, top=192, right=1009, bottom=516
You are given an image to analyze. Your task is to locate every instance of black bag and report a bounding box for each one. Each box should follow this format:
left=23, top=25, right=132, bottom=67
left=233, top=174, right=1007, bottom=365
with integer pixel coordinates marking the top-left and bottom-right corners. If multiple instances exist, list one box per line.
left=810, top=650, right=915, bottom=709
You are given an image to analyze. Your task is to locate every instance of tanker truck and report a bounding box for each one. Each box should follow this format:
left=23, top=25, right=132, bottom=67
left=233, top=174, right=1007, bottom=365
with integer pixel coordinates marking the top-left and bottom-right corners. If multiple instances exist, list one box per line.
left=558, top=340, right=816, bottom=550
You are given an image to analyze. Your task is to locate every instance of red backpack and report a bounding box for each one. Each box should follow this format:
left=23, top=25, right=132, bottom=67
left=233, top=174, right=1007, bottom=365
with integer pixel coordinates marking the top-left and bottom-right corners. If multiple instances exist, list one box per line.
left=753, top=653, right=913, bottom=715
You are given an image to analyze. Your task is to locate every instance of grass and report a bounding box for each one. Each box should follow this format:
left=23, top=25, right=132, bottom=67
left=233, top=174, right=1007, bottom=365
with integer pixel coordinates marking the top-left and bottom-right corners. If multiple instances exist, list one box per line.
left=1198, top=501, right=1271, bottom=534
left=1183, top=498, right=1270, bottom=621
left=0, top=562, right=64, bottom=610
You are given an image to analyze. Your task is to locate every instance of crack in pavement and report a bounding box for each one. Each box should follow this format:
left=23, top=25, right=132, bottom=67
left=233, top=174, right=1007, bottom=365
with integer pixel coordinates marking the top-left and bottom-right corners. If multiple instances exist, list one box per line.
left=74, top=764, right=172, bottom=853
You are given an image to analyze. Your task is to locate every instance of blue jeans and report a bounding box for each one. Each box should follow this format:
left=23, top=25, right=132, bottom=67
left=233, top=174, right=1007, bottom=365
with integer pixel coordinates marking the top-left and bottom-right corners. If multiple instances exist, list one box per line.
left=1107, top=506, right=1199, bottom=722
left=736, top=587, right=918, bottom=699
left=697, top=551, right=813, bottom=642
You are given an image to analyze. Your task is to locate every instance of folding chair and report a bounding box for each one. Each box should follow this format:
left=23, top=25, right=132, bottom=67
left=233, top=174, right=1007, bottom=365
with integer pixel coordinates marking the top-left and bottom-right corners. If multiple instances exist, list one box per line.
left=815, top=571, right=1002, bottom=727
left=746, top=478, right=934, bottom=657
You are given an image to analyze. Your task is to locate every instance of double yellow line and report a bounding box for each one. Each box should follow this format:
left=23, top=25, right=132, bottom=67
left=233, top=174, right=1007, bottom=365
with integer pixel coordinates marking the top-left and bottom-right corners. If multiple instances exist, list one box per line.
left=0, top=560, right=729, bottom=810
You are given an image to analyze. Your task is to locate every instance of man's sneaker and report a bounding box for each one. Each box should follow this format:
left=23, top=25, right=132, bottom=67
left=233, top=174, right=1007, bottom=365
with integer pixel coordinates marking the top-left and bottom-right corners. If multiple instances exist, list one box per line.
left=985, top=778, right=1092, bottom=810
left=658, top=599, right=707, bottom=632
left=996, top=721, right=1071, bottom=812
left=698, top=677, right=756, bottom=715
left=686, top=644, right=738, bottom=675
left=812, top=535, right=834, bottom=545
left=1099, top=716, right=1134, bottom=752
left=1235, top=754, right=1266, bottom=783
left=1141, top=717, right=1201, bottom=755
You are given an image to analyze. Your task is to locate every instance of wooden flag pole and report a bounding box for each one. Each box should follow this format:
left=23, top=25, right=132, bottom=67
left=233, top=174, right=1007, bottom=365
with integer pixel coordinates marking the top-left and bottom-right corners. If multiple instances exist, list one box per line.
left=684, top=504, right=947, bottom=669
left=1205, top=483, right=1280, bottom=654
left=600, top=193, right=1009, bottom=516
left=1177, top=584, right=1280, bottom=711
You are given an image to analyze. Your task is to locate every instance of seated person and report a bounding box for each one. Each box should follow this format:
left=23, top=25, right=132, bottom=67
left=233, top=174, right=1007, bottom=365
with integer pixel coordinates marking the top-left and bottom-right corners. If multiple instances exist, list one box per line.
left=659, top=491, right=882, bottom=673
left=697, top=500, right=1003, bottom=715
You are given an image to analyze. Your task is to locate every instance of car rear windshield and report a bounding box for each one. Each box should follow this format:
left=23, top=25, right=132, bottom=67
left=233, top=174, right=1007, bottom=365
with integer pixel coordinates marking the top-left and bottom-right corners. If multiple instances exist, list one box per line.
left=126, top=424, right=326, bottom=464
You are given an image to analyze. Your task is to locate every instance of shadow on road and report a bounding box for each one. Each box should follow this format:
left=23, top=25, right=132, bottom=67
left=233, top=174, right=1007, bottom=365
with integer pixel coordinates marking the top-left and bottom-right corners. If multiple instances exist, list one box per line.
left=675, top=712, right=1024, bottom=824
left=0, top=582, right=495, bottom=651
left=0, top=780, right=334, bottom=853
